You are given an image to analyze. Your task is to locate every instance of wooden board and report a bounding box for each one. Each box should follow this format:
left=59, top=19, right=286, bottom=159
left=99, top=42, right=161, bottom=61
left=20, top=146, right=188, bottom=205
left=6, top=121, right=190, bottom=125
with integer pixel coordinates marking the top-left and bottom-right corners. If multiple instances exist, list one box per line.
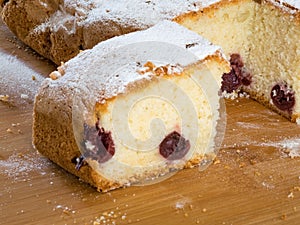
left=1, top=19, right=300, bottom=225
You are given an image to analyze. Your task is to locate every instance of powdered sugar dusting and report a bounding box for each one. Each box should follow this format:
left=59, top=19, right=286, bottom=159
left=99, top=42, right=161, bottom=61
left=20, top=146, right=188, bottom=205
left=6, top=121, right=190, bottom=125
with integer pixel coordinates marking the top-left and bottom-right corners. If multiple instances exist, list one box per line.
left=37, top=21, right=223, bottom=116
left=0, top=151, right=52, bottom=181
left=32, top=0, right=222, bottom=64
left=0, top=52, right=45, bottom=106
left=271, top=0, right=300, bottom=14
left=81, top=0, right=220, bottom=28
left=38, top=0, right=221, bottom=32
left=280, top=0, right=300, bottom=9
left=261, top=138, right=300, bottom=158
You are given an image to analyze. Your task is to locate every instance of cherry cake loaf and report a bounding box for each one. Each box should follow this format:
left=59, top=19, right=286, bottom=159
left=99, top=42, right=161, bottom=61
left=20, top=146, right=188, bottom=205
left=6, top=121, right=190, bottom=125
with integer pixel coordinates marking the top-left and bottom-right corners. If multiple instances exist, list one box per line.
left=32, top=21, right=230, bottom=192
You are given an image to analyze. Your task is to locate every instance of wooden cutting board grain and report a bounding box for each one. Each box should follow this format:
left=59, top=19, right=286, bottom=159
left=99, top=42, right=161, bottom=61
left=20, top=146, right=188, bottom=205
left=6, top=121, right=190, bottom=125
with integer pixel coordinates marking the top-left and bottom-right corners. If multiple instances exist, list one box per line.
left=1, top=19, right=300, bottom=225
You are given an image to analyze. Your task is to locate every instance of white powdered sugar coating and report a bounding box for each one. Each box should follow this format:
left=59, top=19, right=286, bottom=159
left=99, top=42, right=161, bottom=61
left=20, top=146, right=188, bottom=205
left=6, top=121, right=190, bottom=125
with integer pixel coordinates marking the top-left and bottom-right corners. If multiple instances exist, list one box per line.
left=43, top=20, right=222, bottom=105
left=271, top=0, right=300, bottom=14
left=34, top=0, right=222, bottom=35
left=0, top=151, right=52, bottom=181
left=280, top=0, right=300, bottom=9
left=0, top=52, right=45, bottom=106
left=79, top=0, right=221, bottom=28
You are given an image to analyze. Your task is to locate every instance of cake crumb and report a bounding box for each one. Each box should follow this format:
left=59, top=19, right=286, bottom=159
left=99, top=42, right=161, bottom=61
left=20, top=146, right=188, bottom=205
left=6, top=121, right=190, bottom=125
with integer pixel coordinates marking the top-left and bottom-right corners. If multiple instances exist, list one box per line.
left=239, top=162, right=246, bottom=168
left=288, top=192, right=294, bottom=199
left=20, top=94, right=29, bottom=99
left=254, top=171, right=261, bottom=177
left=213, top=159, right=221, bottom=165
left=280, top=214, right=287, bottom=220
left=293, top=186, right=300, bottom=191
left=49, top=71, right=62, bottom=80
left=0, top=95, right=9, bottom=102
left=202, top=208, right=207, bottom=213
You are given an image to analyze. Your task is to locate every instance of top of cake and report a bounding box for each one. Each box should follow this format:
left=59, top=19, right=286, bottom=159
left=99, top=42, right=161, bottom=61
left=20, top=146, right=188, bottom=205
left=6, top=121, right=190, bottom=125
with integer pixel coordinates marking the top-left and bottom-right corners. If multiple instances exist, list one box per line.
left=35, top=0, right=221, bottom=33
left=276, top=0, right=300, bottom=9
left=270, top=0, right=300, bottom=14
left=43, top=20, right=225, bottom=106
left=33, top=0, right=300, bottom=43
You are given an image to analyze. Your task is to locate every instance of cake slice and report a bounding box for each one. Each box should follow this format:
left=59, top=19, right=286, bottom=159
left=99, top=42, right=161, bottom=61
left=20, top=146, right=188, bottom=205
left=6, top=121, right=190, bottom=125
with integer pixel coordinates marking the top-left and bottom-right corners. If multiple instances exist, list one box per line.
left=33, top=21, right=230, bottom=192
left=245, top=0, right=300, bottom=122
left=178, top=0, right=300, bottom=122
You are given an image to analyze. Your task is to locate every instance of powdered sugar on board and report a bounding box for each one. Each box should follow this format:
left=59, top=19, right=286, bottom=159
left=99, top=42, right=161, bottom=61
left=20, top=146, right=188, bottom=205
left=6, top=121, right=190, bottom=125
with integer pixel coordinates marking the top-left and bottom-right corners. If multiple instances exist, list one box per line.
left=0, top=150, right=52, bottom=182
left=261, top=138, right=300, bottom=158
left=0, top=52, right=44, bottom=107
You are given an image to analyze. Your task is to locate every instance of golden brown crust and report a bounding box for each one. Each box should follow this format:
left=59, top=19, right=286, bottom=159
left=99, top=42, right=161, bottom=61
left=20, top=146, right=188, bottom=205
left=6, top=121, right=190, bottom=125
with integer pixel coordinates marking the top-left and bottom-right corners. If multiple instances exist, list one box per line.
left=32, top=110, right=122, bottom=192
left=243, top=88, right=294, bottom=121
left=173, top=0, right=253, bottom=24
left=264, top=0, right=300, bottom=21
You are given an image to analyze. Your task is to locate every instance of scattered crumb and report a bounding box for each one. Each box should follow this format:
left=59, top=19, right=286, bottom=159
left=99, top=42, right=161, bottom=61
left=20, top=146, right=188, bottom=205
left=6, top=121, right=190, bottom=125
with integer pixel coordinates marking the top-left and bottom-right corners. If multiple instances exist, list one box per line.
left=249, top=159, right=257, bottom=165
left=0, top=94, right=9, bottom=102
left=222, top=90, right=249, bottom=100
left=20, top=94, right=29, bottom=99
left=239, top=162, right=246, bottom=168
left=49, top=71, right=62, bottom=80
left=53, top=204, right=76, bottom=216
left=293, top=186, right=300, bottom=191
left=213, top=159, right=221, bottom=165
left=288, top=192, right=294, bottom=199
left=32, top=75, right=36, bottom=81
left=6, top=128, right=13, bottom=133
left=280, top=214, right=287, bottom=220
left=254, top=171, right=261, bottom=177
left=202, top=208, right=207, bottom=213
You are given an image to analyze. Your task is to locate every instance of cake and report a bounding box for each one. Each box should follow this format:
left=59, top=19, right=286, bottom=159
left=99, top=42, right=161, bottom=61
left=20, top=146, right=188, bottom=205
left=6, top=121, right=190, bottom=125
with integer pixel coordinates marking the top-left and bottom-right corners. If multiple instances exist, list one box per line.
left=1, top=0, right=300, bottom=122
left=177, top=0, right=300, bottom=122
left=32, top=21, right=230, bottom=192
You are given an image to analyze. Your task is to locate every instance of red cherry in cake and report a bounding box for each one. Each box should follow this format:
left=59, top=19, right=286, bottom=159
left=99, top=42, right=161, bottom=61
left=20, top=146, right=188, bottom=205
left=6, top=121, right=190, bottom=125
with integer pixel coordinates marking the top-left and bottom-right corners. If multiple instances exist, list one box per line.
left=221, top=69, right=241, bottom=93
left=82, top=120, right=115, bottom=163
left=221, top=54, right=252, bottom=93
left=159, top=131, right=190, bottom=160
left=271, top=83, right=295, bottom=112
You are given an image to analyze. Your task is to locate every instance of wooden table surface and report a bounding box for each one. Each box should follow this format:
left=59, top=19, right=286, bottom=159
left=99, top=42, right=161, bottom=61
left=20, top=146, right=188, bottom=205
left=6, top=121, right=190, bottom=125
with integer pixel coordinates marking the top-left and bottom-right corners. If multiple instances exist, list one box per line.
left=1, top=19, right=300, bottom=225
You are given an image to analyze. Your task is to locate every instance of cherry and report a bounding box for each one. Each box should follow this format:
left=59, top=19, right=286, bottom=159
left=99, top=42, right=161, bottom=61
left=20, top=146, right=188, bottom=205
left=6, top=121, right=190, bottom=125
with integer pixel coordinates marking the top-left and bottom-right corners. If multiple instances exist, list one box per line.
left=159, top=131, right=190, bottom=160
left=271, top=83, right=295, bottom=112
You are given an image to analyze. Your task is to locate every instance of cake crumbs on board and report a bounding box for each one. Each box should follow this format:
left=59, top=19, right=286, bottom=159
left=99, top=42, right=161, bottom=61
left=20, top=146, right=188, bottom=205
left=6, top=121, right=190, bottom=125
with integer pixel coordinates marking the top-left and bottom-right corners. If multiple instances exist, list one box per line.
left=0, top=94, right=9, bottom=102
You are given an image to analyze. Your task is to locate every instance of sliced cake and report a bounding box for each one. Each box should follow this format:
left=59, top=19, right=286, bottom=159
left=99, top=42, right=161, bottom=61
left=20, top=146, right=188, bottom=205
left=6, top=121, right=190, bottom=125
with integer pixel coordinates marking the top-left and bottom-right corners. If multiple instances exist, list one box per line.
left=32, top=21, right=230, bottom=192
left=178, top=0, right=300, bottom=122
